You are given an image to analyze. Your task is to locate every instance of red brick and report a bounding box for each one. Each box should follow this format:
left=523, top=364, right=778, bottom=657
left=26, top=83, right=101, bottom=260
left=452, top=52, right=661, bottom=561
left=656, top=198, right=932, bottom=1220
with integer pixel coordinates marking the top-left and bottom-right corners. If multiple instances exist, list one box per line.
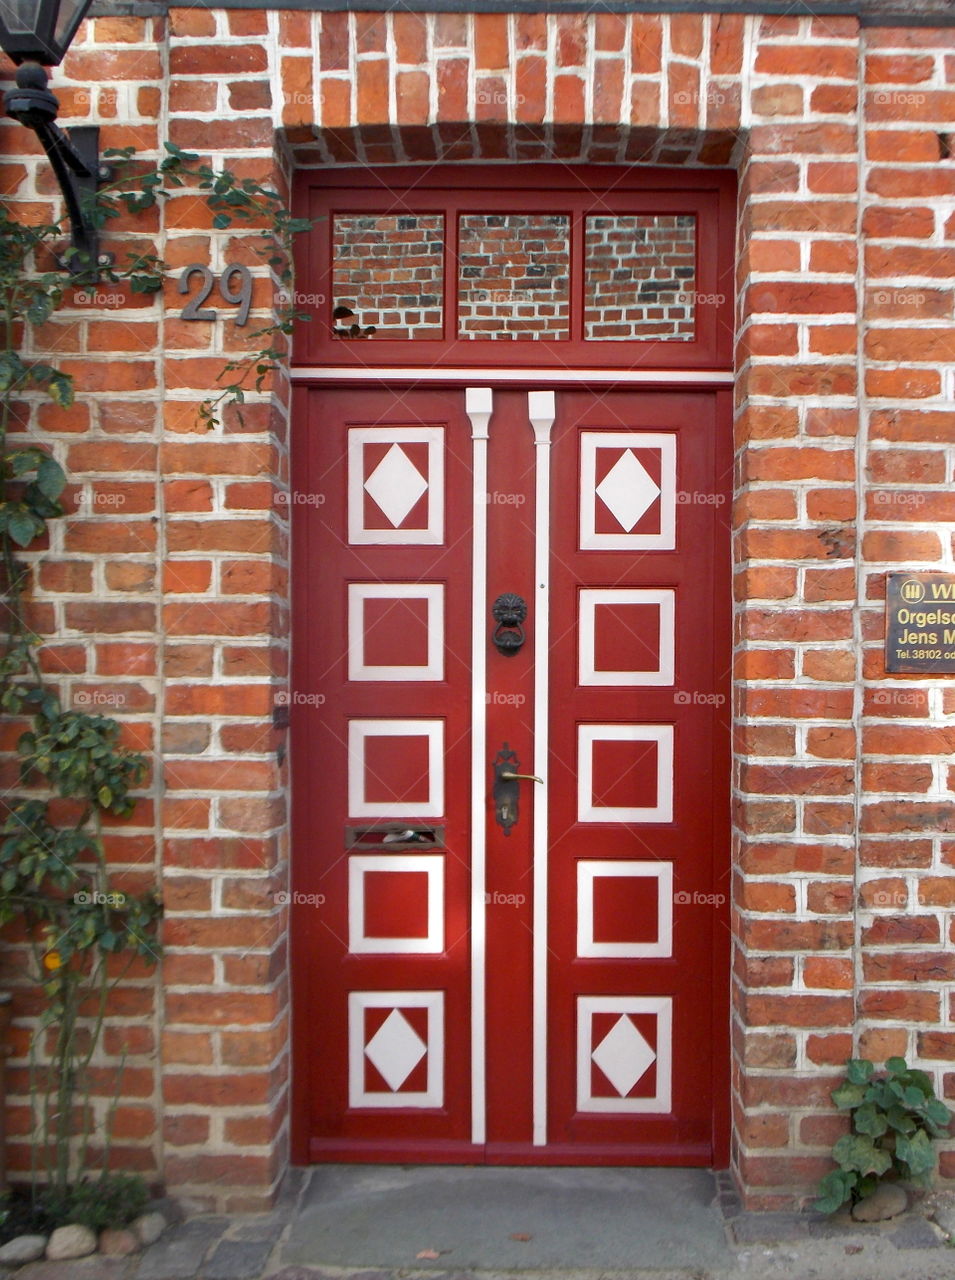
left=631, top=18, right=662, bottom=74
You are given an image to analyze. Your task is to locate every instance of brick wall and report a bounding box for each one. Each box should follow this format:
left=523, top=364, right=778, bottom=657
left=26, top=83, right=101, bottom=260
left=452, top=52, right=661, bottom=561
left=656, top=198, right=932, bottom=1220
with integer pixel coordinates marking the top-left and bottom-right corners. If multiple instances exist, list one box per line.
left=0, top=6, right=953, bottom=1212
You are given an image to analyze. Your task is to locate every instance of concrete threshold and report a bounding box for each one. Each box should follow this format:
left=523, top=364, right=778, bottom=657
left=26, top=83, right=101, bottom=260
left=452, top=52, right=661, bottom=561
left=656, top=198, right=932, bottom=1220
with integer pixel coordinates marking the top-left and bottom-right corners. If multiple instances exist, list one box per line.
left=278, top=1165, right=734, bottom=1273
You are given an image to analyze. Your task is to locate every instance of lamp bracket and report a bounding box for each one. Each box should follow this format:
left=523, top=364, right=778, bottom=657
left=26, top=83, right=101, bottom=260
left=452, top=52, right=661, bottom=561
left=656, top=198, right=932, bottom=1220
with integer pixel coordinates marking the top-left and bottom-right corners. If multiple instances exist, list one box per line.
left=4, top=63, right=113, bottom=277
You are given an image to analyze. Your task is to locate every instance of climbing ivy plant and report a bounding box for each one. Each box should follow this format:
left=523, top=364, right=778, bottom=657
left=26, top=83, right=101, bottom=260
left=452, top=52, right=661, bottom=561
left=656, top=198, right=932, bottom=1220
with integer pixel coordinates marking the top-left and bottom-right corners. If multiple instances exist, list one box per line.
left=0, top=142, right=312, bottom=1198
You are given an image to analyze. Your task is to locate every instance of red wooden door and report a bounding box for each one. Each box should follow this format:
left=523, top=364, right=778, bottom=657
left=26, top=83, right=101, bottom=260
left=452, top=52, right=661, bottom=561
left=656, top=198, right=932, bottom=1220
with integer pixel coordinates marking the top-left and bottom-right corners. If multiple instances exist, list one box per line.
left=290, top=383, right=731, bottom=1164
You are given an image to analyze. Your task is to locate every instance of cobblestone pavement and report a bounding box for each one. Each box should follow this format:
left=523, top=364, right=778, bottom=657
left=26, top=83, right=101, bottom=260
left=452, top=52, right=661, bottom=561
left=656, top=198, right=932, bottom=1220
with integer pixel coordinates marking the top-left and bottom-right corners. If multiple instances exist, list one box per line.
left=4, top=1170, right=955, bottom=1280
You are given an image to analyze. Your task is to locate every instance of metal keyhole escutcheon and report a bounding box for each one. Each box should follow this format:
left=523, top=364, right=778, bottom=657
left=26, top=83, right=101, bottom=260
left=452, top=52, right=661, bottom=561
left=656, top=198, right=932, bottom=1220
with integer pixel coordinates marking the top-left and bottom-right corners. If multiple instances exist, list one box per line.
left=491, top=592, right=527, bottom=655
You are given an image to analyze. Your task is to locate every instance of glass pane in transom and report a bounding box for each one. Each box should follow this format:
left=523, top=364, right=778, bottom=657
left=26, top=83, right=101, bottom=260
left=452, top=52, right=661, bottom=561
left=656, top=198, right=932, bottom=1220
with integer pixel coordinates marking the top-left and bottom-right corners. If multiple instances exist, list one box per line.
left=584, top=215, right=697, bottom=342
left=332, top=213, right=444, bottom=340
left=458, top=213, right=570, bottom=341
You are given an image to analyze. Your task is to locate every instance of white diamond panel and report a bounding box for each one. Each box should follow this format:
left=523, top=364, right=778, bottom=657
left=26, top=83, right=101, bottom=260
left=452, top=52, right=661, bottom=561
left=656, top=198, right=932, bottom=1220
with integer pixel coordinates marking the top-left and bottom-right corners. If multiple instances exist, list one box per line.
left=576, top=996, right=672, bottom=1114
left=579, top=432, right=676, bottom=551
left=347, top=427, right=444, bottom=545
left=348, top=991, right=444, bottom=1108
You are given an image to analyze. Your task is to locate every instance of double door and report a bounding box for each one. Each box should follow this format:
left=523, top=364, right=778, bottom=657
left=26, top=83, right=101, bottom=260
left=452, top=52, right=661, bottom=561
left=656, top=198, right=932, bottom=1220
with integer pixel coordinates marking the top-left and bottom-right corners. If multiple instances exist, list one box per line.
left=290, top=384, right=731, bottom=1163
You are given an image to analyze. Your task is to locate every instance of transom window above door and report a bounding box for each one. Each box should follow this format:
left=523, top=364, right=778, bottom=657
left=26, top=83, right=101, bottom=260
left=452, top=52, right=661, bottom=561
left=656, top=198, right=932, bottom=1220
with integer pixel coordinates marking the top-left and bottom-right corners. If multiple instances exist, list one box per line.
left=295, top=165, right=735, bottom=370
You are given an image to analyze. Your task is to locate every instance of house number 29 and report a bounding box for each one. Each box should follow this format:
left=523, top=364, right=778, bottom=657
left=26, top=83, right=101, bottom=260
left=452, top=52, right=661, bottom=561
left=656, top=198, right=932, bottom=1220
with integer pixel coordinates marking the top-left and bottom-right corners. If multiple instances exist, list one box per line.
left=178, top=264, right=252, bottom=326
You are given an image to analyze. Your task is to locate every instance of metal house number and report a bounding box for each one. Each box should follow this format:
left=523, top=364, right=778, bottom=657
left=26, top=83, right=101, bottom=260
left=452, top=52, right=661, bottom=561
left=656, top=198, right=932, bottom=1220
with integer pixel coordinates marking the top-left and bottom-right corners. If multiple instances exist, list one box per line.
left=178, top=263, right=252, bottom=325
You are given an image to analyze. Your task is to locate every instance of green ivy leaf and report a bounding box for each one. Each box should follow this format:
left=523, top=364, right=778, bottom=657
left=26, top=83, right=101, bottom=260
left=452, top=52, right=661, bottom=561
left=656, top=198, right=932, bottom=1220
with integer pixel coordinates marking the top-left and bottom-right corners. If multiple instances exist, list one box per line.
left=832, top=1133, right=892, bottom=1177
left=6, top=506, right=42, bottom=547
left=832, top=1081, right=866, bottom=1110
left=813, top=1168, right=856, bottom=1215
left=924, top=1099, right=952, bottom=1129
left=853, top=1102, right=888, bottom=1138
left=846, top=1059, right=875, bottom=1085
left=36, top=456, right=66, bottom=501
left=896, top=1129, right=936, bottom=1179
left=26, top=292, right=54, bottom=326
left=47, top=373, right=74, bottom=407
left=885, top=1104, right=917, bottom=1135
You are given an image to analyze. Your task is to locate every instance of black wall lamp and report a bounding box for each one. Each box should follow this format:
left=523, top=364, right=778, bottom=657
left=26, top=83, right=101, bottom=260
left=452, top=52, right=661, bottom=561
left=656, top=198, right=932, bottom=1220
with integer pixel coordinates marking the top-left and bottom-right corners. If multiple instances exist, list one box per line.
left=0, top=0, right=110, bottom=274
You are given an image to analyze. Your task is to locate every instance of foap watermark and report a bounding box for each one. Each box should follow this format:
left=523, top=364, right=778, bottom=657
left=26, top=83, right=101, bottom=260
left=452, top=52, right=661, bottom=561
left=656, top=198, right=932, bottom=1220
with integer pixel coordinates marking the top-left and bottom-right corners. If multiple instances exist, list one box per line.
left=674, top=690, right=725, bottom=707
left=275, top=288, right=326, bottom=308
left=485, top=491, right=526, bottom=507
left=871, top=689, right=924, bottom=707
left=674, top=890, right=726, bottom=906
left=274, top=891, right=326, bottom=907
left=486, top=691, right=526, bottom=707
left=873, top=491, right=926, bottom=509
left=868, top=889, right=908, bottom=908
left=872, top=90, right=926, bottom=107
left=275, top=490, right=326, bottom=507
left=485, top=890, right=526, bottom=906
left=475, top=89, right=526, bottom=108
left=74, top=890, right=126, bottom=906
left=74, top=689, right=126, bottom=708
left=471, top=288, right=533, bottom=305
left=274, top=690, right=325, bottom=708
left=679, top=290, right=727, bottom=308
left=79, top=491, right=127, bottom=511
left=74, top=289, right=126, bottom=308
left=673, top=88, right=728, bottom=108
left=73, top=87, right=118, bottom=109
left=872, top=289, right=926, bottom=309
left=676, top=490, right=726, bottom=507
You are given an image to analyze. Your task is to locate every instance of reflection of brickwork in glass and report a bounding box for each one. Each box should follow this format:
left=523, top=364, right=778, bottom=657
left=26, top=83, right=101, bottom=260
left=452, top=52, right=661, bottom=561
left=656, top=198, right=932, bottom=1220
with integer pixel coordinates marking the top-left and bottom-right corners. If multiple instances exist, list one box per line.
left=585, top=215, right=696, bottom=342
left=458, top=214, right=570, bottom=341
left=332, top=214, right=444, bottom=339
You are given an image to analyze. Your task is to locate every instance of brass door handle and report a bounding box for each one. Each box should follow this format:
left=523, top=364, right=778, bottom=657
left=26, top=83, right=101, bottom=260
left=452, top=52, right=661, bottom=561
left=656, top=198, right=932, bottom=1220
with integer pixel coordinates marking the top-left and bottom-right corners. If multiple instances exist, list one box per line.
left=492, top=748, right=542, bottom=835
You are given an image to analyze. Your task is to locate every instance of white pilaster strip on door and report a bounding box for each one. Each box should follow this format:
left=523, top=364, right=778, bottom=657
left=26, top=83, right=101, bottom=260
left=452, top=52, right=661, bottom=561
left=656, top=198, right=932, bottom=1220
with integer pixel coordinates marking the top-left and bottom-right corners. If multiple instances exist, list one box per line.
left=528, top=389, right=556, bottom=1147
left=466, top=386, right=492, bottom=1148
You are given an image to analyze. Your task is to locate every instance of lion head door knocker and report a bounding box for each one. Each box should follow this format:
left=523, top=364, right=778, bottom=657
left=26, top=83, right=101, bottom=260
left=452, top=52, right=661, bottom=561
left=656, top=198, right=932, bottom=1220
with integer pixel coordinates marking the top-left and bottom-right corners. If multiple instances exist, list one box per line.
left=491, top=593, right=527, bottom=656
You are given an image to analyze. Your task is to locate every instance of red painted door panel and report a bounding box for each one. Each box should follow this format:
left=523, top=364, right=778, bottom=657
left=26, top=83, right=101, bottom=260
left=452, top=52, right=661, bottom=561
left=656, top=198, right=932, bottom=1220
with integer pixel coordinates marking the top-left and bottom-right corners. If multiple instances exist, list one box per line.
left=291, top=384, right=731, bottom=1164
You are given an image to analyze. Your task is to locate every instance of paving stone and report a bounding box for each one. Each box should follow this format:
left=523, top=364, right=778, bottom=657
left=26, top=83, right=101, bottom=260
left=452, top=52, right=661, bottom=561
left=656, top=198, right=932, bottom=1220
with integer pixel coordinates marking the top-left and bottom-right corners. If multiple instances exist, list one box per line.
left=201, top=1239, right=273, bottom=1279
left=730, top=1213, right=813, bottom=1244
left=262, top=1270, right=342, bottom=1280
left=889, top=1217, right=944, bottom=1249
left=229, top=1214, right=290, bottom=1243
left=15, top=1261, right=138, bottom=1280
left=133, top=1224, right=224, bottom=1280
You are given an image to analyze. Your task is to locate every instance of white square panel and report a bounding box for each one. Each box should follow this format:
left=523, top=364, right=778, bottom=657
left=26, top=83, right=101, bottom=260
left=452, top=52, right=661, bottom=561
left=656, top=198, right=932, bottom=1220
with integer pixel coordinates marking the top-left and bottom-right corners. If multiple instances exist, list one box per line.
left=348, top=584, right=444, bottom=682
left=347, top=719, right=444, bottom=818
left=349, top=855, right=444, bottom=954
left=580, top=432, right=676, bottom=550
left=576, top=996, right=672, bottom=1114
left=577, top=724, right=674, bottom=823
left=577, top=860, right=673, bottom=958
left=579, top=588, right=675, bottom=686
left=349, top=991, right=444, bottom=1108
left=348, top=427, right=444, bottom=545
